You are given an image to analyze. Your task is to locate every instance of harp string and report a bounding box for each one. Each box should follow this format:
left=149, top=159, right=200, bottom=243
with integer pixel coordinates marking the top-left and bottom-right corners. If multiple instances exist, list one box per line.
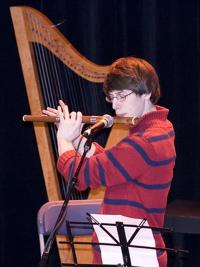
left=28, top=10, right=91, bottom=200
left=30, top=12, right=60, bottom=164
left=61, top=67, right=90, bottom=200
left=29, top=12, right=64, bottom=196
left=31, top=13, right=54, bottom=106
left=45, top=32, right=86, bottom=200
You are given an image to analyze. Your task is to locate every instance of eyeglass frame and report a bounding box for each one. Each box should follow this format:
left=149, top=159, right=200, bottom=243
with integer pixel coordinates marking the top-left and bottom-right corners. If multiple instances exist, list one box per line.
left=105, top=90, right=135, bottom=103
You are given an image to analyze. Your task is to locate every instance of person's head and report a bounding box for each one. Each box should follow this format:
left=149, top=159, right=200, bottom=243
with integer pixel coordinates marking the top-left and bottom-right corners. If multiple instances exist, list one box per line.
left=103, top=57, right=161, bottom=117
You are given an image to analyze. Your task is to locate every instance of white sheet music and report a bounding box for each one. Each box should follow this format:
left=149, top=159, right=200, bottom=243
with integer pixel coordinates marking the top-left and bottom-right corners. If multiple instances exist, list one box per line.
left=91, top=214, right=159, bottom=267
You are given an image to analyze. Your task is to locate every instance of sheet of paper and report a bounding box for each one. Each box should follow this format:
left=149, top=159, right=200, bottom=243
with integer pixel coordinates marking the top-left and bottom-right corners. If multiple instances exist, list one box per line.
left=91, top=214, right=159, bottom=267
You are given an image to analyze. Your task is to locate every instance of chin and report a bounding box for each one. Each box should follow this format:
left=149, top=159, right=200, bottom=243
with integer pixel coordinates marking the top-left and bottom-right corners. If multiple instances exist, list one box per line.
left=116, top=112, right=129, bottom=117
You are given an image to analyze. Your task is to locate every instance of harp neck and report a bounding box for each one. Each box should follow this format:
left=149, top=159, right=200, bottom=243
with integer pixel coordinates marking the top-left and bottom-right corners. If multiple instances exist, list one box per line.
left=10, top=6, right=110, bottom=82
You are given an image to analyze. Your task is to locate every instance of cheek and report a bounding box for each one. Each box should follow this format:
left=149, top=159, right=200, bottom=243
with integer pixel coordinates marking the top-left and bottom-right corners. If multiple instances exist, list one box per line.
left=128, top=99, right=140, bottom=109
left=128, top=99, right=145, bottom=115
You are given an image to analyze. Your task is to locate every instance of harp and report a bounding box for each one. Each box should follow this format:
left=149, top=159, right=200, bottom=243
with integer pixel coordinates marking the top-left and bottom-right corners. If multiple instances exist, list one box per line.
left=10, top=6, right=129, bottom=263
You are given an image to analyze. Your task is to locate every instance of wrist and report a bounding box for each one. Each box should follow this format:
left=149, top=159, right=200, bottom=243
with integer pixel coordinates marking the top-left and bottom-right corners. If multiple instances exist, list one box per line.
left=57, top=138, right=74, bottom=156
left=72, top=135, right=81, bottom=149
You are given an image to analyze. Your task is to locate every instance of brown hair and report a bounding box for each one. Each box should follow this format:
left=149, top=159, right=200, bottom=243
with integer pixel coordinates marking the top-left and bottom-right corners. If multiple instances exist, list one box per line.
left=103, top=57, right=161, bottom=104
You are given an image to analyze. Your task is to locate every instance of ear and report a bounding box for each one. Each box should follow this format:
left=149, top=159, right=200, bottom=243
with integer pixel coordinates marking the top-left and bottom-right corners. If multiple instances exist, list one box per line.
left=142, top=93, right=151, bottom=100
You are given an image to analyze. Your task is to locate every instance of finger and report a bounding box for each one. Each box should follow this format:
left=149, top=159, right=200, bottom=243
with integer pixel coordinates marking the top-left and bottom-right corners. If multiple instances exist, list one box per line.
left=58, top=100, right=67, bottom=112
left=47, top=107, right=58, bottom=114
left=42, top=110, right=55, bottom=116
left=42, top=110, right=50, bottom=115
left=77, top=112, right=83, bottom=129
left=59, top=100, right=70, bottom=119
left=75, top=112, right=83, bottom=130
left=70, top=111, right=76, bottom=121
left=58, top=100, right=66, bottom=110
left=76, top=111, right=82, bottom=124
left=42, top=109, right=58, bottom=117
left=59, top=99, right=65, bottom=106
left=57, top=106, right=64, bottom=122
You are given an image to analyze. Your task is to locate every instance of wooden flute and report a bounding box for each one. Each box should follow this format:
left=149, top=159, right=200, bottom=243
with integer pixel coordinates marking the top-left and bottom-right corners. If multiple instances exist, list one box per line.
left=22, top=114, right=139, bottom=125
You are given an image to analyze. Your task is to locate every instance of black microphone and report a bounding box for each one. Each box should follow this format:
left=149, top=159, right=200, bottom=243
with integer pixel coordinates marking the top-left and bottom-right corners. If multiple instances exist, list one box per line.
left=82, top=114, right=113, bottom=137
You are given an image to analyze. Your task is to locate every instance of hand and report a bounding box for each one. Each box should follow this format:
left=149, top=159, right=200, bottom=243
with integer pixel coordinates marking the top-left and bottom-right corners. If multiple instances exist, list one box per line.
left=57, top=100, right=83, bottom=143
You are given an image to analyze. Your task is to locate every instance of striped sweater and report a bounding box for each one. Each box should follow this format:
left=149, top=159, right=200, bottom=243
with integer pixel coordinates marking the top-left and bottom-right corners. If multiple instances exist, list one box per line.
left=57, top=105, right=176, bottom=266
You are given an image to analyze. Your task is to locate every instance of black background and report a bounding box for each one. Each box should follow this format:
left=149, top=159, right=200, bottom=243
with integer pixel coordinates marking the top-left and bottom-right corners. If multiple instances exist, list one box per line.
left=0, top=1, right=200, bottom=266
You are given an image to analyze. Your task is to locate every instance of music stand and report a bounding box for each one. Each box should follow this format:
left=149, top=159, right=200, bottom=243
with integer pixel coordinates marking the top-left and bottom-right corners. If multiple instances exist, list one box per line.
left=59, top=214, right=188, bottom=267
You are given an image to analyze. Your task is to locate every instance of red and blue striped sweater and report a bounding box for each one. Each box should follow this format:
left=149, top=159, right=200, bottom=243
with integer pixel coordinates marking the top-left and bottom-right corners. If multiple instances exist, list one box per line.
left=57, top=105, right=176, bottom=266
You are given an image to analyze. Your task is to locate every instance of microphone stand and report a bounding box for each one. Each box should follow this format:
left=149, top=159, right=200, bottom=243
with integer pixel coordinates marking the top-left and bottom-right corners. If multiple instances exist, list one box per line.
left=38, top=136, right=93, bottom=267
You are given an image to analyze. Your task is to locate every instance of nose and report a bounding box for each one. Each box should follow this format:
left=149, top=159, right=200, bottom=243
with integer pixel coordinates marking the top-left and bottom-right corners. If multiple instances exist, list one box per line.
left=112, top=98, right=119, bottom=110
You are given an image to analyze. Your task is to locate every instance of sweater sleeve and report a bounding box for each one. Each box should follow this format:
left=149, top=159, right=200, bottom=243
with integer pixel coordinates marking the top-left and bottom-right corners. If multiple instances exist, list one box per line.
left=93, top=142, right=105, bottom=154
left=57, top=134, right=154, bottom=190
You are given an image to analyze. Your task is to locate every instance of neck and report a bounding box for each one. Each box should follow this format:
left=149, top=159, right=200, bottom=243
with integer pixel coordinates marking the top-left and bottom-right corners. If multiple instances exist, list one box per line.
left=142, top=102, right=156, bottom=116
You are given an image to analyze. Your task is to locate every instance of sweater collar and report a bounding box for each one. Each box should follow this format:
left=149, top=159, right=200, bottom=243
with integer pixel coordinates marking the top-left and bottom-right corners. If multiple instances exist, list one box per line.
left=129, top=105, right=169, bottom=133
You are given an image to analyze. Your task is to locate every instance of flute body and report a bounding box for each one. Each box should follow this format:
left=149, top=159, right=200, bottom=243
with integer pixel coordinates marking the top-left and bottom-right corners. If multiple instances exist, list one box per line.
left=22, top=115, right=138, bottom=125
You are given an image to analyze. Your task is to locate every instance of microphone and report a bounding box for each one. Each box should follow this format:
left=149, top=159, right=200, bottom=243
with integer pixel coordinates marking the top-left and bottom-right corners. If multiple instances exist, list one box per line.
left=82, top=114, right=113, bottom=137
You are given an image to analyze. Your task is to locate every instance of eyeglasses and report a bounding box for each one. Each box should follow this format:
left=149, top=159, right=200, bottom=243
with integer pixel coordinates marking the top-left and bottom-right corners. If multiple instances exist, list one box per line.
left=105, top=91, right=134, bottom=103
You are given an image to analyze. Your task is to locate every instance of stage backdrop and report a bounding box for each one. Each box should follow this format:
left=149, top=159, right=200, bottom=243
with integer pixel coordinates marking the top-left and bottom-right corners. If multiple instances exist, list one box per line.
left=0, top=1, right=200, bottom=267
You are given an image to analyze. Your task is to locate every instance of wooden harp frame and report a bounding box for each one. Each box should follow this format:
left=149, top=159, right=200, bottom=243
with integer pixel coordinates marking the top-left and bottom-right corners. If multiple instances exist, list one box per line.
left=10, top=6, right=110, bottom=200
left=10, top=6, right=130, bottom=202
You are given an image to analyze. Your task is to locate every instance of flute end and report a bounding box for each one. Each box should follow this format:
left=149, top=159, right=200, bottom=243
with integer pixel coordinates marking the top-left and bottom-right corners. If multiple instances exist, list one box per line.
left=22, top=115, right=26, bottom=121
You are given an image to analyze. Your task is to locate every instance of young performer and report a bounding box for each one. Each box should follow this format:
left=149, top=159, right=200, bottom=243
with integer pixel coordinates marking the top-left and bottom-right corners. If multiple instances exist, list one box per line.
left=43, top=57, right=176, bottom=266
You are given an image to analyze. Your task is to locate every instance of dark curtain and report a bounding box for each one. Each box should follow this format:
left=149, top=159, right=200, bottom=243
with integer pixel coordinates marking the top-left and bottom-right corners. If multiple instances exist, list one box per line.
left=0, top=0, right=200, bottom=267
